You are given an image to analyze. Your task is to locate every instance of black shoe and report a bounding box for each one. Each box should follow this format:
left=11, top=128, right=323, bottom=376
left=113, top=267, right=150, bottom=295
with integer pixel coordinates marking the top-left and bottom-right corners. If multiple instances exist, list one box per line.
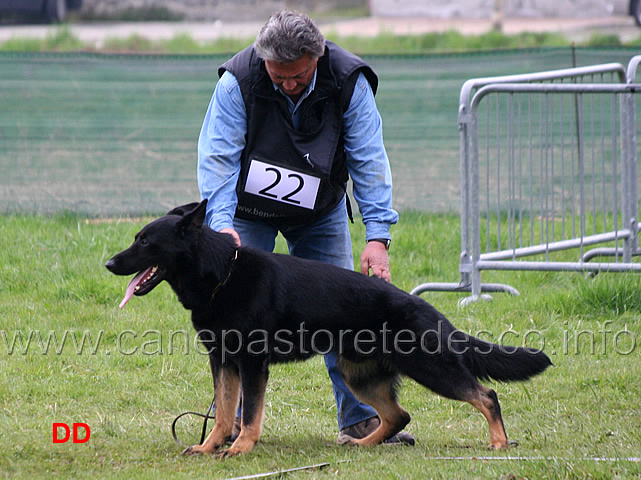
left=337, top=416, right=415, bottom=446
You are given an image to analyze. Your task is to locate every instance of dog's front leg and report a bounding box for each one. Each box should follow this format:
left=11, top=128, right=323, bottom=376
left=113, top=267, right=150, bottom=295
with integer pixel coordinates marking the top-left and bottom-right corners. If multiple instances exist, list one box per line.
left=183, top=363, right=240, bottom=456
left=215, top=360, right=268, bottom=459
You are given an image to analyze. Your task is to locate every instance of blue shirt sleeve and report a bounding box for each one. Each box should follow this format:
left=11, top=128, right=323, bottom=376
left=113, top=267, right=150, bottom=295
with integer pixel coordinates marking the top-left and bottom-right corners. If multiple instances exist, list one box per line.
left=343, top=72, right=399, bottom=241
left=197, top=70, right=247, bottom=232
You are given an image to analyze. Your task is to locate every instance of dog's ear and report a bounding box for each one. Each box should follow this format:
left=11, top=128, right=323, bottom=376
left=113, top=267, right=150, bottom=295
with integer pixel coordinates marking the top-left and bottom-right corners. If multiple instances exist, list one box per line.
left=177, top=199, right=208, bottom=234
left=167, top=202, right=201, bottom=217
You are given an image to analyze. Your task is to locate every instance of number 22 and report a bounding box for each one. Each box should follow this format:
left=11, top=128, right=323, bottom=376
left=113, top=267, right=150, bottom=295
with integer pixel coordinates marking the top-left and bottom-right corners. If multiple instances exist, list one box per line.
left=258, top=167, right=304, bottom=205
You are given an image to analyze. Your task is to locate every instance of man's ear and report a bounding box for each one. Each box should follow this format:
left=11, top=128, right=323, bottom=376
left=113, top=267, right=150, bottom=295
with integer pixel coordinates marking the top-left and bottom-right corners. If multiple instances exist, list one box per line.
left=177, top=199, right=208, bottom=234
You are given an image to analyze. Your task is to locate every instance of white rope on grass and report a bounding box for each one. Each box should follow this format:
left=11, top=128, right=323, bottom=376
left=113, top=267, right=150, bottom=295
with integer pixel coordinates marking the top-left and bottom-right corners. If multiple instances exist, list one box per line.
left=223, top=456, right=639, bottom=480
left=427, top=456, right=640, bottom=462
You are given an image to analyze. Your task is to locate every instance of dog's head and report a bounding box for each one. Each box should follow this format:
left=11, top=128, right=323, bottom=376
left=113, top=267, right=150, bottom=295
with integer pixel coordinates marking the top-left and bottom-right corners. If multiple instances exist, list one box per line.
left=105, top=200, right=208, bottom=308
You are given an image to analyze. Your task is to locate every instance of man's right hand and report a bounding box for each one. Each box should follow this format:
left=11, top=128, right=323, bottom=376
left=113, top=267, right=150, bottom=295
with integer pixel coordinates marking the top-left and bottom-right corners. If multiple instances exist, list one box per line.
left=220, top=228, right=241, bottom=247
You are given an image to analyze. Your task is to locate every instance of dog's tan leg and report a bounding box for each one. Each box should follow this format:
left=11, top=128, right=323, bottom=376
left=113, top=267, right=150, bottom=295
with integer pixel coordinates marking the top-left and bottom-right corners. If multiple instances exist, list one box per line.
left=338, top=359, right=410, bottom=446
left=183, top=366, right=240, bottom=456
left=215, top=397, right=265, bottom=458
left=348, top=384, right=410, bottom=446
left=466, top=385, right=509, bottom=449
left=215, top=373, right=267, bottom=458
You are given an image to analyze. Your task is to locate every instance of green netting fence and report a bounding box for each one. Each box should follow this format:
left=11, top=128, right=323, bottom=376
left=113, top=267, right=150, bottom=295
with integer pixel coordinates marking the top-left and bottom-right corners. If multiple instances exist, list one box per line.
left=1, top=47, right=639, bottom=216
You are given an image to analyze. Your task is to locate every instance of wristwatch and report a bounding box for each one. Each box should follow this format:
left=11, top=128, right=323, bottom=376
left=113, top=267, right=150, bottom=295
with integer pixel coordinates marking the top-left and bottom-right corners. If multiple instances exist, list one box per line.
left=368, top=238, right=391, bottom=250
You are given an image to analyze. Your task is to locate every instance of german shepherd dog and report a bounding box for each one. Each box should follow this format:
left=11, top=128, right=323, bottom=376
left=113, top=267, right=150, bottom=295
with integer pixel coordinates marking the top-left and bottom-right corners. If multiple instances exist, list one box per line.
left=105, top=201, right=551, bottom=458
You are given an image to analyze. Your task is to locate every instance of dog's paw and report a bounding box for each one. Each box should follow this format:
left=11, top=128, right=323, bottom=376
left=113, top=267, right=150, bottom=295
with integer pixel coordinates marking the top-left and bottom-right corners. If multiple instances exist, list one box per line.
left=214, top=447, right=244, bottom=459
left=182, top=445, right=205, bottom=456
left=486, top=438, right=519, bottom=450
left=487, top=440, right=513, bottom=450
left=182, top=444, right=219, bottom=456
left=336, top=433, right=359, bottom=446
left=182, top=445, right=200, bottom=456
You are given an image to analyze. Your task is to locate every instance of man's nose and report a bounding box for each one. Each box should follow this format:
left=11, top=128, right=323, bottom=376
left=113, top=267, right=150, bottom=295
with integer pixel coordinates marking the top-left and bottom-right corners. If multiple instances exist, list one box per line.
left=282, top=79, right=297, bottom=91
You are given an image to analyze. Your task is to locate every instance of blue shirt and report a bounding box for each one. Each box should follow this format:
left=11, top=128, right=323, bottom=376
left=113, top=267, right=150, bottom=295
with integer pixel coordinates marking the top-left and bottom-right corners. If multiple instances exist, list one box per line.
left=197, top=69, right=398, bottom=241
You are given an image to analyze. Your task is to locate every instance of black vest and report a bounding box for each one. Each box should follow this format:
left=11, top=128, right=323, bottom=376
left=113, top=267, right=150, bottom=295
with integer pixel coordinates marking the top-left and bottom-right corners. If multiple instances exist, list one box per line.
left=218, top=41, right=378, bottom=226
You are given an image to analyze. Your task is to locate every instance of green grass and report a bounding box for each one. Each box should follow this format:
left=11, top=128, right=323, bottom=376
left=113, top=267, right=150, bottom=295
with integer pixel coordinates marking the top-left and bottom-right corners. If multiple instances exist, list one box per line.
left=0, top=25, right=84, bottom=52
left=1, top=212, right=640, bottom=478
left=1, top=24, right=641, bottom=54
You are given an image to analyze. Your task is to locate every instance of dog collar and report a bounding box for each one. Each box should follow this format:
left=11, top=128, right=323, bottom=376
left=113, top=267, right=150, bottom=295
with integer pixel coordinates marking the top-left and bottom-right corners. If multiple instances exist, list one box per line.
left=210, top=248, right=239, bottom=301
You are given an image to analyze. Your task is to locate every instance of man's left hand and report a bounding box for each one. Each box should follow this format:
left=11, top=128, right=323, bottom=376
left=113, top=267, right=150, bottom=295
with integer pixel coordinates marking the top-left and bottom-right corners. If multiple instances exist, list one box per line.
left=360, top=241, right=391, bottom=282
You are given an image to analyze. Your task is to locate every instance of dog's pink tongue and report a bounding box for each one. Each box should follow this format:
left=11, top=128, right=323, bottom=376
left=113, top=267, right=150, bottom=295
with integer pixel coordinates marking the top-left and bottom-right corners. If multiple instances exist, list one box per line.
left=119, top=268, right=152, bottom=309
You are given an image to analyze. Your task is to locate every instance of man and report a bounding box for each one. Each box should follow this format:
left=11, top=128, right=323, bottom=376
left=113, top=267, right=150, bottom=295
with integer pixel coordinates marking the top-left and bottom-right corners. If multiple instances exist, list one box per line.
left=197, top=10, right=413, bottom=446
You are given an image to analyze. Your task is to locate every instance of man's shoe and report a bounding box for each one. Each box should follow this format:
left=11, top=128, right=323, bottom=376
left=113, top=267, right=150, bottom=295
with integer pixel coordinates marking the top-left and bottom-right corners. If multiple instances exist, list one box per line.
left=337, top=416, right=415, bottom=446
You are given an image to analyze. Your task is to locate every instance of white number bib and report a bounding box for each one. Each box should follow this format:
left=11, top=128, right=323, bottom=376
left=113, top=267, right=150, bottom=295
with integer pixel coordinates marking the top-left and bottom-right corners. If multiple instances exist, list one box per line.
left=244, top=159, right=321, bottom=210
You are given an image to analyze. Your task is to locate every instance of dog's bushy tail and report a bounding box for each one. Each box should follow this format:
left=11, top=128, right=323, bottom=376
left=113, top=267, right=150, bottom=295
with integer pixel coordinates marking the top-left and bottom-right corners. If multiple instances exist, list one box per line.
left=458, top=333, right=552, bottom=382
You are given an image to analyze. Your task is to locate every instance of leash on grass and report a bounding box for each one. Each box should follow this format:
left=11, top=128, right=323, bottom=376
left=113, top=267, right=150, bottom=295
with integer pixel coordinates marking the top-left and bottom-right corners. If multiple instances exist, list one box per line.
left=171, top=395, right=216, bottom=447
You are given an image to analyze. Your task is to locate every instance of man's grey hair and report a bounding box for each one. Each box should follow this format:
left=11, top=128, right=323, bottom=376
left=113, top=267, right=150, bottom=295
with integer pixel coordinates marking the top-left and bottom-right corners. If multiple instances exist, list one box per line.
left=254, top=10, right=326, bottom=63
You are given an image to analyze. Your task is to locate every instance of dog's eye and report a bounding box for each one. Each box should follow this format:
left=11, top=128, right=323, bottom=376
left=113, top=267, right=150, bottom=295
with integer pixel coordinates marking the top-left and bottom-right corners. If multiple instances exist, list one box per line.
left=139, top=235, right=148, bottom=246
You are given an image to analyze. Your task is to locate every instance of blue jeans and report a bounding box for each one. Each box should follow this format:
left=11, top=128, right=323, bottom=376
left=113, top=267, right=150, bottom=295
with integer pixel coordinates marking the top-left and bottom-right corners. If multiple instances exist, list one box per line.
left=234, top=198, right=377, bottom=430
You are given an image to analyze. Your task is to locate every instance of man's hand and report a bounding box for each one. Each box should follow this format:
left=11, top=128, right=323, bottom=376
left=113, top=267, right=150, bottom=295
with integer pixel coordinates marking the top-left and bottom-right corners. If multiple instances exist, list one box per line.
left=220, top=227, right=241, bottom=248
left=360, top=241, right=391, bottom=282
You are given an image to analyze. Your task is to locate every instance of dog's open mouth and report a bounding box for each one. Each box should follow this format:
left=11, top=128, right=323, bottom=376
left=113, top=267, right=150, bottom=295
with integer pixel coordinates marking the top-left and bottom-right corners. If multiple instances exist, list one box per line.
left=119, top=265, right=164, bottom=309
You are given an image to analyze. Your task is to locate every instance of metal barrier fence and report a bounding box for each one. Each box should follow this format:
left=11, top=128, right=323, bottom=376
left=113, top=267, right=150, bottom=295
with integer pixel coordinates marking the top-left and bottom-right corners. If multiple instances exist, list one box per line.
left=412, top=55, right=641, bottom=304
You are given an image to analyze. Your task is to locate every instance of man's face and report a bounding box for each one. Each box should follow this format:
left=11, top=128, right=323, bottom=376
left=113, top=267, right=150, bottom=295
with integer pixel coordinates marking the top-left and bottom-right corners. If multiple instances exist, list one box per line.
left=264, top=54, right=318, bottom=102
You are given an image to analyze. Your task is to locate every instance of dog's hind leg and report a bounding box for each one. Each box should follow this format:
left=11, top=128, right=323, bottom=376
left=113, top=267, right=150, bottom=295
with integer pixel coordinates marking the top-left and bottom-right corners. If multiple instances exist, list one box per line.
left=182, top=364, right=240, bottom=456
left=215, top=361, right=269, bottom=458
left=337, top=358, right=410, bottom=446
left=465, top=384, right=509, bottom=450
left=401, top=356, right=509, bottom=449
